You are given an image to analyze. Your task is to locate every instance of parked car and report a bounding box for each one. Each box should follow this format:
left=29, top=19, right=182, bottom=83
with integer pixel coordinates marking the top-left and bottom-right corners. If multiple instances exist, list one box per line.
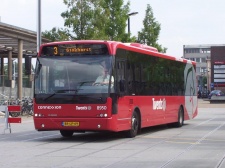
left=208, top=90, right=225, bottom=99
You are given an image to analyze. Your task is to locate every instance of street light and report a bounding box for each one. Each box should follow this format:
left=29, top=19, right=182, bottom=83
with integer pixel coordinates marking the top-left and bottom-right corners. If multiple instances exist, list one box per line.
left=37, top=0, right=41, bottom=52
left=128, top=12, right=138, bottom=36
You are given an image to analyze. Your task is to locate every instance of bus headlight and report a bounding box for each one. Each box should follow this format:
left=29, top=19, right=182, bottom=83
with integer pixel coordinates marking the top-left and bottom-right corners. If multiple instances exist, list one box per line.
left=98, top=113, right=108, bottom=117
left=34, top=113, right=44, bottom=117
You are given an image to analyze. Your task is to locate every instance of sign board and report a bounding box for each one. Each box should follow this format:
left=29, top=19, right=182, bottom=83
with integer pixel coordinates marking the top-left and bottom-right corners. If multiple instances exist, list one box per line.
left=210, top=83, right=214, bottom=88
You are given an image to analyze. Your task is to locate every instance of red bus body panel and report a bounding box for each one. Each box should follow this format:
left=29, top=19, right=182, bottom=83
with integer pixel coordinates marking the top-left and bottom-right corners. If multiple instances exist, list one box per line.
left=34, top=40, right=198, bottom=133
left=34, top=96, right=198, bottom=132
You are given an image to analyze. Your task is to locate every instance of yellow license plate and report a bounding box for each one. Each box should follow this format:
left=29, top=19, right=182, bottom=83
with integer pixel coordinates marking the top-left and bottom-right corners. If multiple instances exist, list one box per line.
left=63, top=122, right=79, bottom=127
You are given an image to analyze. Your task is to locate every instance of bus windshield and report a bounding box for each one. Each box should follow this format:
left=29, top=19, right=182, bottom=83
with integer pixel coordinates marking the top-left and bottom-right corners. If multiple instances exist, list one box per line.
left=34, top=55, right=114, bottom=104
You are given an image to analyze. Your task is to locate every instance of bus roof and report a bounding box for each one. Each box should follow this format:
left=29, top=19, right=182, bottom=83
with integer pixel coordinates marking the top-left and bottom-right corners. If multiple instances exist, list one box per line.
left=40, top=40, right=196, bottom=66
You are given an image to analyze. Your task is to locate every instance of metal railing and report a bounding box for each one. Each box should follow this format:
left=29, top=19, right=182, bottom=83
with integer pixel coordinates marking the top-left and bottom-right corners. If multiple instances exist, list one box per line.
left=0, top=75, right=33, bottom=100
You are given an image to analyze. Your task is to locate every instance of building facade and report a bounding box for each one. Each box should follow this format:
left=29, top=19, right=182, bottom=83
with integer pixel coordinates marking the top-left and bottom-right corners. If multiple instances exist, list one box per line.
left=211, top=46, right=225, bottom=91
left=183, top=44, right=225, bottom=92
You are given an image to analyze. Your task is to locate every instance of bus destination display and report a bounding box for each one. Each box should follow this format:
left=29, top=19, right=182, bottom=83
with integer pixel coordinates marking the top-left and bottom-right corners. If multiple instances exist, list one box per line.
left=41, top=44, right=109, bottom=56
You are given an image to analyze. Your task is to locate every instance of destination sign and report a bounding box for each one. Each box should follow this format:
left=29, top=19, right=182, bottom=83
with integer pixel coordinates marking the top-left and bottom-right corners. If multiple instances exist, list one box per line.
left=41, top=43, right=109, bottom=56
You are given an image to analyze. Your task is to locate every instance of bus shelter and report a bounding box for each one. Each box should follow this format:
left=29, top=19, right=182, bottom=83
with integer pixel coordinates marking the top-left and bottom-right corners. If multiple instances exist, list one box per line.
left=0, top=22, right=50, bottom=100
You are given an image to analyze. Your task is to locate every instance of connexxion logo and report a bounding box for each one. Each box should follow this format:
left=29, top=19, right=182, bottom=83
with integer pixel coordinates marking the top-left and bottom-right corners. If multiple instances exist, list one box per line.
left=152, top=98, right=166, bottom=111
left=38, top=106, right=61, bottom=109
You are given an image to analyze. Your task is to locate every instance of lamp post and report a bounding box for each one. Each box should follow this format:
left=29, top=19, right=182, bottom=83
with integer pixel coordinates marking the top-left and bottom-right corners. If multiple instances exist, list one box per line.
left=37, top=0, right=41, bottom=52
left=128, top=12, right=138, bottom=36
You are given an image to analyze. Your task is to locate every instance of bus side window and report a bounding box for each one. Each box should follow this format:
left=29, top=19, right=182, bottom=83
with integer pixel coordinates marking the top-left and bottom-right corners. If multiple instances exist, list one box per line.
left=116, top=61, right=126, bottom=94
left=127, top=62, right=133, bottom=95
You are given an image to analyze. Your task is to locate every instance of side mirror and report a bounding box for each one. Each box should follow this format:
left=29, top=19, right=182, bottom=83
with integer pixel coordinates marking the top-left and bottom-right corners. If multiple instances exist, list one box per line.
left=25, top=56, right=32, bottom=75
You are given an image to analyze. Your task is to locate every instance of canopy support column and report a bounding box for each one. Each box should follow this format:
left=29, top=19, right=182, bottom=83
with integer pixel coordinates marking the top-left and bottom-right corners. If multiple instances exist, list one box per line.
left=18, top=39, right=23, bottom=100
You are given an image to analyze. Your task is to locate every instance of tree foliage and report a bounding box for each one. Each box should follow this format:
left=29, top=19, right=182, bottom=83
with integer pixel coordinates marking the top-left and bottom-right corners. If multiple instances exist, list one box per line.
left=100, top=0, right=129, bottom=41
left=137, top=4, right=167, bottom=53
left=42, top=1, right=167, bottom=53
left=42, top=27, right=70, bottom=41
left=61, top=0, right=97, bottom=40
left=42, top=0, right=130, bottom=41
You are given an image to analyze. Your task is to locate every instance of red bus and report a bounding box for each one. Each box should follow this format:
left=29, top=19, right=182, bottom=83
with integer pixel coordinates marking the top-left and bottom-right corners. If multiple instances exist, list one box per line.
left=32, top=40, right=198, bottom=138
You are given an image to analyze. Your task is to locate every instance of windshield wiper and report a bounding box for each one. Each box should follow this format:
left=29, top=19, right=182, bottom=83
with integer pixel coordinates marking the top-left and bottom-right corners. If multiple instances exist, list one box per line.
left=43, top=89, right=83, bottom=101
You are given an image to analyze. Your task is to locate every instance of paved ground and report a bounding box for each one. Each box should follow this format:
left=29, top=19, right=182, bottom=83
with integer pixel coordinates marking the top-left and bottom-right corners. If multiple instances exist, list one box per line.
left=198, top=98, right=225, bottom=108
left=0, top=98, right=224, bottom=120
left=0, top=102, right=225, bottom=168
left=0, top=98, right=224, bottom=133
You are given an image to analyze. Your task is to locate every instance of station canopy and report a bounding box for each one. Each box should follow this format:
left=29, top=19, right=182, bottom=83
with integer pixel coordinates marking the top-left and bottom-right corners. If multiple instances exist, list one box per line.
left=0, top=22, right=50, bottom=58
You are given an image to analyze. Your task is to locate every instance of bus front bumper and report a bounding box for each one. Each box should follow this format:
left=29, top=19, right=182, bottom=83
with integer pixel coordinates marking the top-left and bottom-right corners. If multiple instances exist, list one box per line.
left=33, top=117, right=118, bottom=132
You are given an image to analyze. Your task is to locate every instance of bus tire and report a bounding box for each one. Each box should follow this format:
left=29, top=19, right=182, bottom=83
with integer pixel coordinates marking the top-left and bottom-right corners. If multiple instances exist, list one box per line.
left=126, top=111, right=140, bottom=138
left=174, top=107, right=184, bottom=127
left=60, top=130, right=74, bottom=137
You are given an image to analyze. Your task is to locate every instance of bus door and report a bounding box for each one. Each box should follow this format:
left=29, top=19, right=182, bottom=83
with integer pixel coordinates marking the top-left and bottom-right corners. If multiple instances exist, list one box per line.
left=115, top=59, right=131, bottom=123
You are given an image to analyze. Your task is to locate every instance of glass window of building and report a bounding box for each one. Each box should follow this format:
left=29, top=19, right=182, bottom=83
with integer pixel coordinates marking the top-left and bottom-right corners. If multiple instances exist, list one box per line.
left=201, top=48, right=211, bottom=53
left=196, top=58, right=200, bottom=62
left=200, top=68, right=206, bottom=74
left=184, top=48, right=199, bottom=53
left=196, top=67, right=200, bottom=74
left=195, top=49, right=200, bottom=53
left=201, top=58, right=206, bottom=63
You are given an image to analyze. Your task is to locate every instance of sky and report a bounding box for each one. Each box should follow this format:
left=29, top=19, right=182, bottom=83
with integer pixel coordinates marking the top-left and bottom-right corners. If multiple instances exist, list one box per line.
left=1, top=0, right=225, bottom=57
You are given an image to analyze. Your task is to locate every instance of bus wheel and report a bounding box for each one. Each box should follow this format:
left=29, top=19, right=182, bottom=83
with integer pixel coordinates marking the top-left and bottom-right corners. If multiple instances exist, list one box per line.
left=126, top=111, right=139, bottom=138
left=175, top=107, right=184, bottom=127
left=60, top=130, right=74, bottom=137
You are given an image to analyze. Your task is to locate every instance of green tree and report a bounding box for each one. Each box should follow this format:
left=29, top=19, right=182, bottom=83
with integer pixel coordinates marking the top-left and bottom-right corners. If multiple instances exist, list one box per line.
left=138, top=4, right=167, bottom=53
left=60, top=0, right=130, bottom=41
left=42, top=1, right=166, bottom=46
left=61, top=0, right=99, bottom=40
left=42, top=27, right=70, bottom=41
left=101, top=0, right=130, bottom=41
left=90, top=0, right=109, bottom=40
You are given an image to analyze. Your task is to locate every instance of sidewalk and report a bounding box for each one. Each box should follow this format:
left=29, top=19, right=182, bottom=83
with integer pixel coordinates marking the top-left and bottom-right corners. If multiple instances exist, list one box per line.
left=198, top=98, right=225, bottom=108
left=0, top=114, right=33, bottom=134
